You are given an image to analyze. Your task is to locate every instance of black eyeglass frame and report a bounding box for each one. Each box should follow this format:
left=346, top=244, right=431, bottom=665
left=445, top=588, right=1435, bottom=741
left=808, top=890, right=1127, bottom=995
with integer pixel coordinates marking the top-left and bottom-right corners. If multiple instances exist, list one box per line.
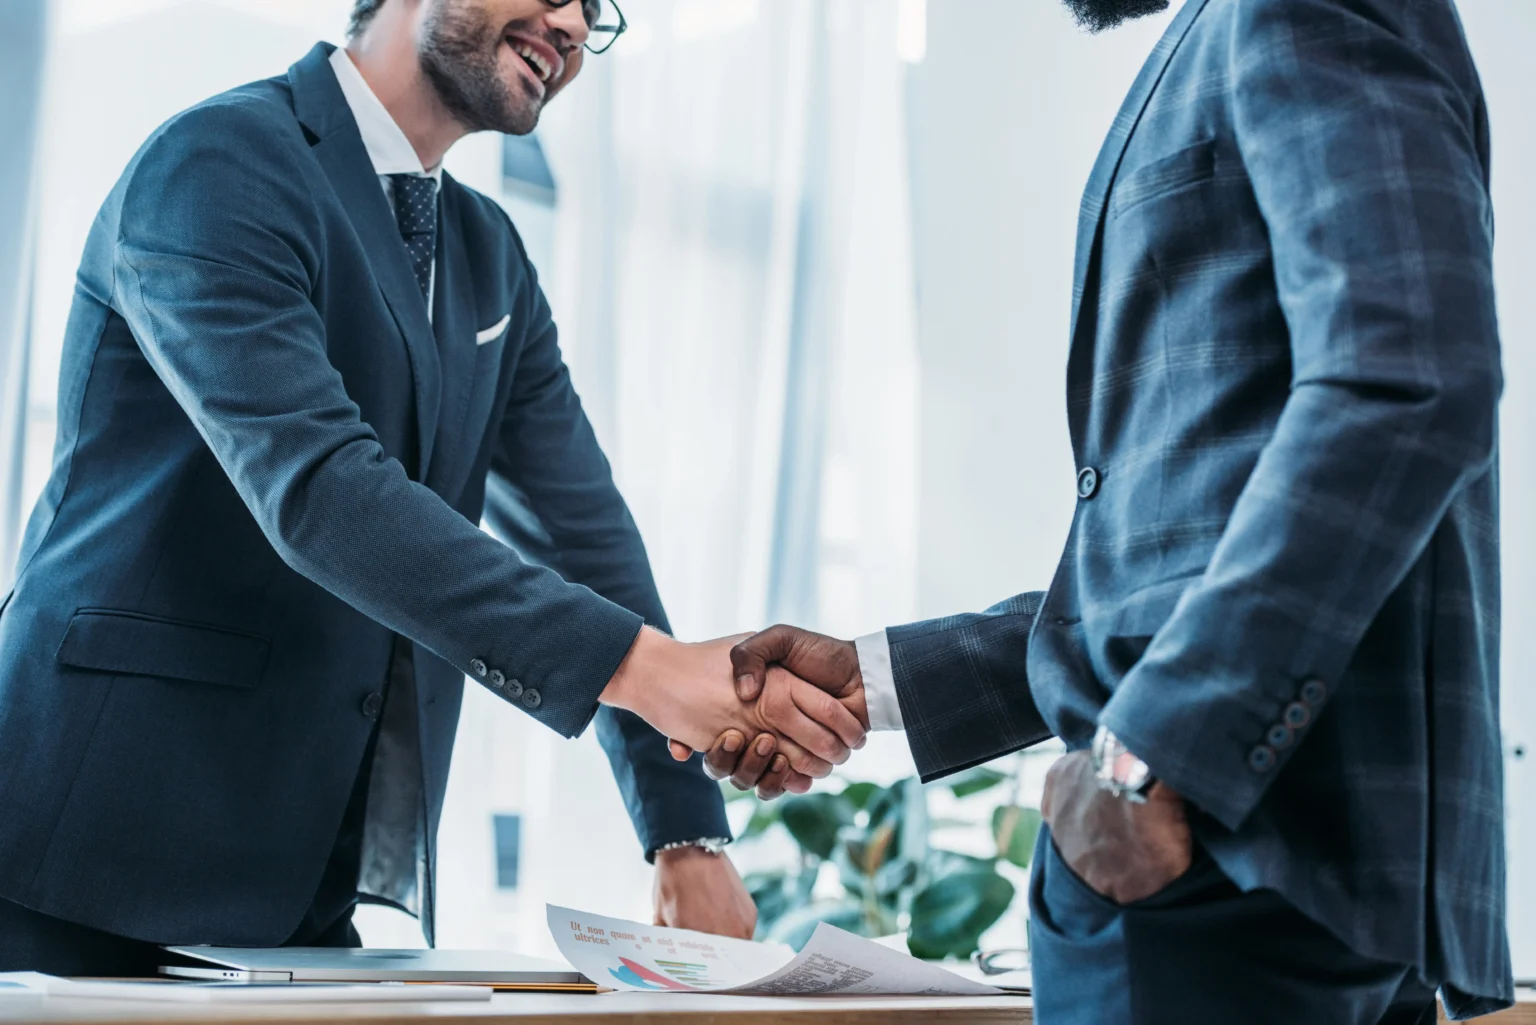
left=546, top=0, right=627, bottom=54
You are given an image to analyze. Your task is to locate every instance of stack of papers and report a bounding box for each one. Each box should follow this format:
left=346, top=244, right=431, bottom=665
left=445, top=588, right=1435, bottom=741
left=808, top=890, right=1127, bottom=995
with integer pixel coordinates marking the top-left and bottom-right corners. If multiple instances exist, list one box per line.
left=547, top=905, right=1008, bottom=996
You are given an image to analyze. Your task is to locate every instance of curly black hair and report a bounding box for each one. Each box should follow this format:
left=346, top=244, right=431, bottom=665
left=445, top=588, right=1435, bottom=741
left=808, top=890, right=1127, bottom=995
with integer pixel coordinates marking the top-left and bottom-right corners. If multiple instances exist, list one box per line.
left=348, top=0, right=387, bottom=38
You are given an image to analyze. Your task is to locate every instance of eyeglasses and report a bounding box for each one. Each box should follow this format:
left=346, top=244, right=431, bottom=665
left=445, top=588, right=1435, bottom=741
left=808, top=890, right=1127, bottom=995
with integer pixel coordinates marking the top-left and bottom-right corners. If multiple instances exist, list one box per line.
left=972, top=948, right=1029, bottom=976
left=545, top=0, right=627, bottom=54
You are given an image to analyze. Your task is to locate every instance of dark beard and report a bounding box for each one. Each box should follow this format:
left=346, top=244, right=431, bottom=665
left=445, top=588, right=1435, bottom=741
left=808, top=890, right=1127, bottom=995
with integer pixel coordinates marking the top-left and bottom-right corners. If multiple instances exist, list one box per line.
left=419, top=0, right=541, bottom=136
left=1061, top=0, right=1171, bottom=33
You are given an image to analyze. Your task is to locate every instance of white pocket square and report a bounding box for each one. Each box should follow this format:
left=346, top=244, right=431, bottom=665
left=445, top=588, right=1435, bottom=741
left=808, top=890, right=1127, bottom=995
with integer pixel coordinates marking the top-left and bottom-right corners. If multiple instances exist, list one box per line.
left=475, top=314, right=511, bottom=345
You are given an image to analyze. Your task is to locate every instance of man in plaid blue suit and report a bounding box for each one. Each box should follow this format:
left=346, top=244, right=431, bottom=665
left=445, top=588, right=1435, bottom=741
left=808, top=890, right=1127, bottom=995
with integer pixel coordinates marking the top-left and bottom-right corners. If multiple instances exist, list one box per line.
left=701, top=0, right=1509, bottom=1020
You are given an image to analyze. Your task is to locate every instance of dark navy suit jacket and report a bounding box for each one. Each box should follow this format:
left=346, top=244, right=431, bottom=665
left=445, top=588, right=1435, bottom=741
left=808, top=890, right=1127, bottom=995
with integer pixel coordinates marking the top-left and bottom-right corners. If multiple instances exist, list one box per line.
left=0, top=43, right=726, bottom=945
left=886, top=0, right=1508, bottom=1016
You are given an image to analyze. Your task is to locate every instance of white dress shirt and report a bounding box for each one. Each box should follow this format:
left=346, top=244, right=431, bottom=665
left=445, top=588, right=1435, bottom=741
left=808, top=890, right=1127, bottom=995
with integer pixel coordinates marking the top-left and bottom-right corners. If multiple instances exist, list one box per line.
left=328, top=47, right=444, bottom=315
left=856, top=631, right=904, bottom=731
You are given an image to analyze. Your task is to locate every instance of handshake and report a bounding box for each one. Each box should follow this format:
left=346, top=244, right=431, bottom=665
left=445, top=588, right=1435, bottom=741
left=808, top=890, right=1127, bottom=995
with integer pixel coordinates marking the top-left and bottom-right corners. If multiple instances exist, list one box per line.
left=599, top=625, right=865, bottom=799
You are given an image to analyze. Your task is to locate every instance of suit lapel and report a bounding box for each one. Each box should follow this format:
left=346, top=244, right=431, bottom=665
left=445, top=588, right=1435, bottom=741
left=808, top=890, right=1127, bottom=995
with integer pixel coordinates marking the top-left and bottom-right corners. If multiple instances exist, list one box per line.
left=1068, top=0, right=1210, bottom=349
left=425, top=178, right=479, bottom=496
left=288, top=44, right=442, bottom=482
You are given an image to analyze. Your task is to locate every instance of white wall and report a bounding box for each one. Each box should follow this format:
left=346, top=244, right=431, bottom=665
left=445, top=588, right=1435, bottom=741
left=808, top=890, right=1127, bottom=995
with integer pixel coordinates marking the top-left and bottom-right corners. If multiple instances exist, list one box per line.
left=905, top=1, right=1178, bottom=618
left=907, top=0, right=1536, bottom=974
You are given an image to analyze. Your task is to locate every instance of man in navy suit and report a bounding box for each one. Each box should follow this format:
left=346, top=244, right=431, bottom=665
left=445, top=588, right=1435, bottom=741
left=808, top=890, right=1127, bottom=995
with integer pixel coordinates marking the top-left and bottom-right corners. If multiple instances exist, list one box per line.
left=700, top=0, right=1510, bottom=1020
left=0, top=0, right=863, bottom=974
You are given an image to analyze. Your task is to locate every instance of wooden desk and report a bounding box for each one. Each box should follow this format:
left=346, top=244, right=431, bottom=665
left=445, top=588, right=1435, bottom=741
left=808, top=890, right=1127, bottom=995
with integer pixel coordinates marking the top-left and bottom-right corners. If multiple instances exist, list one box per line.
left=0, top=991, right=1031, bottom=1025
left=1445, top=992, right=1536, bottom=1024
left=2, top=987, right=1532, bottom=1024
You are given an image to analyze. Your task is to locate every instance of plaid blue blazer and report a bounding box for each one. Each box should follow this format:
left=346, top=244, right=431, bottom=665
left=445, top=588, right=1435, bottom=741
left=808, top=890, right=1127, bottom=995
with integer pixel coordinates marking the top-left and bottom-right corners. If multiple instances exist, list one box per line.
left=887, top=0, right=1507, bottom=1015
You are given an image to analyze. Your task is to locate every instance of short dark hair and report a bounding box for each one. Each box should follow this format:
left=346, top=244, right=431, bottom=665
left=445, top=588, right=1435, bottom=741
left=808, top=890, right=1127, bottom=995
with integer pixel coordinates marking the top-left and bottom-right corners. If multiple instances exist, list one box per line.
left=348, top=0, right=386, bottom=38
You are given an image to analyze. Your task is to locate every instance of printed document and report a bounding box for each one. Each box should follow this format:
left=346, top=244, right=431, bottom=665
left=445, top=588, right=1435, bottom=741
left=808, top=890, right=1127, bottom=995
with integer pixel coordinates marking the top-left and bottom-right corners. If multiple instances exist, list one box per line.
left=547, top=905, right=1004, bottom=996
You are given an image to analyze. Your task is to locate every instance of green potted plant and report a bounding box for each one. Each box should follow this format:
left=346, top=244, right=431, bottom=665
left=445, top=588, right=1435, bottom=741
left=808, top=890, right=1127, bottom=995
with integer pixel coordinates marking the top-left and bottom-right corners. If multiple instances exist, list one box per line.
left=729, top=763, right=1042, bottom=960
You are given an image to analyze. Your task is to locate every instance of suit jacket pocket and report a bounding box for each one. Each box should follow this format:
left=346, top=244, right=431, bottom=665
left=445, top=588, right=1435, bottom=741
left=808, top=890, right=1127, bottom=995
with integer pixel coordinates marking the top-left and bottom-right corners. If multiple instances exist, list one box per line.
left=1109, top=139, right=1220, bottom=219
left=1106, top=568, right=1207, bottom=638
left=56, top=609, right=270, bottom=690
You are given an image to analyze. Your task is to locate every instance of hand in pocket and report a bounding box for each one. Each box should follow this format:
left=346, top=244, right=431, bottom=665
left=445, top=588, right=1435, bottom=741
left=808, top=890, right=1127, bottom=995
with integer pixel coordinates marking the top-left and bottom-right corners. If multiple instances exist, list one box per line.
left=1041, top=750, right=1192, bottom=905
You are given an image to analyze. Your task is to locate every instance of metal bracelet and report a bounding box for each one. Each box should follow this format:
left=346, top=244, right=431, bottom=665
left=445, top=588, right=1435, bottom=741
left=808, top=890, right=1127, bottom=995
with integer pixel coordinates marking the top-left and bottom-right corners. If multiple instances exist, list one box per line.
left=655, top=837, right=731, bottom=856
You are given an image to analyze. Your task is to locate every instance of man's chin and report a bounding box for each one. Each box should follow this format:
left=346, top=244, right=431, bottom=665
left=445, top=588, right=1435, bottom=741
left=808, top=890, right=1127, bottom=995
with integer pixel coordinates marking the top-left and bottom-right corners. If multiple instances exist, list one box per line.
left=1062, top=0, right=1170, bottom=33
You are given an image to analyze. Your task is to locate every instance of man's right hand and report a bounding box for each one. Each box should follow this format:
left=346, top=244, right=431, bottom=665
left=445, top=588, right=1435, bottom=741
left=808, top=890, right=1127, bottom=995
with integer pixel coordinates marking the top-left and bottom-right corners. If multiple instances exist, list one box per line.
left=668, top=626, right=868, bottom=798
left=601, top=628, right=864, bottom=779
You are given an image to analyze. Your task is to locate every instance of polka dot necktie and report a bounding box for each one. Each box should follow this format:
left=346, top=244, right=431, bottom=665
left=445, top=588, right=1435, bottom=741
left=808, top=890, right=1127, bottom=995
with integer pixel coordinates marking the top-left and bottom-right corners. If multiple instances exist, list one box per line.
left=389, top=173, right=439, bottom=302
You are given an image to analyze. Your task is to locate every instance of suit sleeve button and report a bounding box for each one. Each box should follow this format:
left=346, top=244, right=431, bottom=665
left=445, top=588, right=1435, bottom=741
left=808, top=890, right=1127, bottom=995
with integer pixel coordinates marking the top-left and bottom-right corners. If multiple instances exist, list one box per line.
left=361, top=693, right=384, bottom=720
left=521, top=688, right=542, bottom=710
left=487, top=669, right=506, bottom=690
left=1266, top=724, right=1294, bottom=750
left=469, top=658, right=488, bottom=678
left=1300, top=679, right=1327, bottom=705
left=505, top=678, right=524, bottom=698
left=1247, top=745, right=1276, bottom=772
left=1283, top=702, right=1311, bottom=729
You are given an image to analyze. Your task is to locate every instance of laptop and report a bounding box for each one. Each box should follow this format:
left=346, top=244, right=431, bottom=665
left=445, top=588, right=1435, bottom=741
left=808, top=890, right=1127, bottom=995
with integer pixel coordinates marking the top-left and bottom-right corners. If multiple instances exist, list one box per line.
left=159, top=947, right=596, bottom=992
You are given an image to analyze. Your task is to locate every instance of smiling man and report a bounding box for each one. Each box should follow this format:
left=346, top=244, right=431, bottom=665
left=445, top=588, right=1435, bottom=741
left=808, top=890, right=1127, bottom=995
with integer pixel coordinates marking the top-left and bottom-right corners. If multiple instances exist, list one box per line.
left=0, top=0, right=845, bottom=974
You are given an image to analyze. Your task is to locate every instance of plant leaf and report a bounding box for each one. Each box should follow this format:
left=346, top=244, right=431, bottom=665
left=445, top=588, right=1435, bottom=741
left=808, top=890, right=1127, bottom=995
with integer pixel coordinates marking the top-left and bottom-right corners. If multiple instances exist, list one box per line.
left=943, top=766, right=1010, bottom=799
left=744, top=870, right=817, bottom=938
left=907, top=871, right=1016, bottom=960
left=765, top=899, right=868, bottom=950
left=840, top=781, right=881, bottom=810
left=779, top=792, right=856, bottom=860
left=992, top=805, right=1043, bottom=869
left=926, top=848, right=996, bottom=880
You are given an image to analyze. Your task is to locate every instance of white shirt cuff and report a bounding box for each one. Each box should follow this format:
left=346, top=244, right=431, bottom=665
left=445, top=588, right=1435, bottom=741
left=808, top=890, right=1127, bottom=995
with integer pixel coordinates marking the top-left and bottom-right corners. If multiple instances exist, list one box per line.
left=855, top=630, right=904, bottom=732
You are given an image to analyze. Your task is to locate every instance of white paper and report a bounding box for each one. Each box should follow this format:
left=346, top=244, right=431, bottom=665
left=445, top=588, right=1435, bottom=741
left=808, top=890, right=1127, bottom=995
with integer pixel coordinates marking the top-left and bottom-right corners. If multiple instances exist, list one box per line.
left=0, top=973, right=491, bottom=1003
left=547, top=905, right=1003, bottom=997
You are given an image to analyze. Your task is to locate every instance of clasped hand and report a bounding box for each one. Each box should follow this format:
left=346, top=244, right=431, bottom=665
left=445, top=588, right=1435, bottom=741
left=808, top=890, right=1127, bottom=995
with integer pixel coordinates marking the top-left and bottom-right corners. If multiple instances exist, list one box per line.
left=600, top=625, right=867, bottom=797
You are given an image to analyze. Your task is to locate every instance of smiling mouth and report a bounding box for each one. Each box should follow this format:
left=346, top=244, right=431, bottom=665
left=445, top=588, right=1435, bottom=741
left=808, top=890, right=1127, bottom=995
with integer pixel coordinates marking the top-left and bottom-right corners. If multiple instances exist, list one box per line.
left=506, top=37, right=555, bottom=86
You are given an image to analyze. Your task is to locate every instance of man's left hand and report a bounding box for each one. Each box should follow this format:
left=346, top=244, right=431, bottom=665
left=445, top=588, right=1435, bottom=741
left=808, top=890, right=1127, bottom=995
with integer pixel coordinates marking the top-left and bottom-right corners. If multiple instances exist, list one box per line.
left=1041, top=750, right=1192, bottom=905
left=653, top=846, right=757, bottom=940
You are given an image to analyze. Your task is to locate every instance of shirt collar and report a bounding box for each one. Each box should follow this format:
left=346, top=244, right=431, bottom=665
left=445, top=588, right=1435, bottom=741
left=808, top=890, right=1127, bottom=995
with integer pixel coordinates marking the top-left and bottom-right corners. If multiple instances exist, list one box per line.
left=328, top=46, right=443, bottom=183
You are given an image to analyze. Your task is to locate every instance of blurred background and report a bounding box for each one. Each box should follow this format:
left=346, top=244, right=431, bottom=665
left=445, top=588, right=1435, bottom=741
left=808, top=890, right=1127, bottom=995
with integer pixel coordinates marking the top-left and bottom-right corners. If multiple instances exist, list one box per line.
left=1, top=0, right=1532, bottom=973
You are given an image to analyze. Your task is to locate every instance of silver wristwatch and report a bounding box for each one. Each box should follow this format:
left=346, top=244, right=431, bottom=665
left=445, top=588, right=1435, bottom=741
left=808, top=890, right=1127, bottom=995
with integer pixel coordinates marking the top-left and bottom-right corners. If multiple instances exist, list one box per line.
left=1091, top=724, right=1157, bottom=803
left=655, top=837, right=731, bottom=856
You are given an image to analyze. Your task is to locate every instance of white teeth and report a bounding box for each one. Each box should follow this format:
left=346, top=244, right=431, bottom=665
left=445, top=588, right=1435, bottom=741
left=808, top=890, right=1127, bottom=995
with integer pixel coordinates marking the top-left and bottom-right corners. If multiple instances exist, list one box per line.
left=513, top=42, right=551, bottom=82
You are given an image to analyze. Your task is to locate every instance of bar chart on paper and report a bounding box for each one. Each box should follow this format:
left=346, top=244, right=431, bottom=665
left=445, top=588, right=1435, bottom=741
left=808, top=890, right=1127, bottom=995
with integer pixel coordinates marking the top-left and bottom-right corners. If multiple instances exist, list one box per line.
left=547, top=906, right=792, bottom=992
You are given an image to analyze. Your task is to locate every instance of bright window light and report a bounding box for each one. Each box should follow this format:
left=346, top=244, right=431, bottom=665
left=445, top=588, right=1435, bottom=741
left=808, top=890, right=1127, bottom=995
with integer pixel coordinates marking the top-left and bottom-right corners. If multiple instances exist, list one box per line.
left=897, top=0, right=927, bottom=65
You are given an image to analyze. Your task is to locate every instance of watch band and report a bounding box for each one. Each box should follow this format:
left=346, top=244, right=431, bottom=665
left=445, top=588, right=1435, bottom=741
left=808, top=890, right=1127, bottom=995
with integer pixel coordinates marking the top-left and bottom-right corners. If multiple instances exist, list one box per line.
left=1091, top=724, right=1157, bottom=803
left=655, top=837, right=731, bottom=856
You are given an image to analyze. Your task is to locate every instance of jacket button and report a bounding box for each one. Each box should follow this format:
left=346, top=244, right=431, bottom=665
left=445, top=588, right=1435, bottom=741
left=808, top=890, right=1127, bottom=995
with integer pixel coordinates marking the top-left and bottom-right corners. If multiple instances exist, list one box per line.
left=469, top=658, right=488, bottom=679
left=1247, top=745, right=1276, bottom=773
left=487, top=669, right=506, bottom=690
left=521, top=688, right=542, bottom=710
left=1077, top=466, right=1101, bottom=500
left=1266, top=724, right=1294, bottom=750
left=505, top=678, right=525, bottom=698
left=361, top=693, right=384, bottom=720
left=1283, top=702, right=1311, bottom=729
left=1300, top=679, right=1327, bottom=706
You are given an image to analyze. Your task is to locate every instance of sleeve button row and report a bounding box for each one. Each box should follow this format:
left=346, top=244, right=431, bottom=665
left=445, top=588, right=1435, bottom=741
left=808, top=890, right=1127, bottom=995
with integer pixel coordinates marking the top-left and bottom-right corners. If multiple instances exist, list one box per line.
left=472, top=659, right=529, bottom=702
left=1250, top=679, right=1327, bottom=774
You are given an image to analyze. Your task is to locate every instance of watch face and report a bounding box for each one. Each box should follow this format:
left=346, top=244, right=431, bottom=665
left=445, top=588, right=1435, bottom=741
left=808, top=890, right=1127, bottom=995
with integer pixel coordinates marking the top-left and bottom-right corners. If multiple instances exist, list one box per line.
left=1112, top=749, right=1151, bottom=790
